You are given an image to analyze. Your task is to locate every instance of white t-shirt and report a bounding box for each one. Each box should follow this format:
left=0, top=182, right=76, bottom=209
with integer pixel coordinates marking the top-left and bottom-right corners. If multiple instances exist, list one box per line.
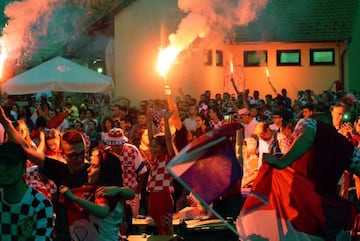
left=243, top=118, right=258, bottom=138
left=183, top=118, right=197, bottom=134
left=258, top=136, right=275, bottom=169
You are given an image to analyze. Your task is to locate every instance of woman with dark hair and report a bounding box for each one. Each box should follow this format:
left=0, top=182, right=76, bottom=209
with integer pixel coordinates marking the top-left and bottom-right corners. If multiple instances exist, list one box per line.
left=101, top=116, right=115, bottom=143
left=60, top=146, right=135, bottom=240
left=208, top=107, right=223, bottom=129
left=195, top=114, right=211, bottom=138
left=146, top=110, right=175, bottom=235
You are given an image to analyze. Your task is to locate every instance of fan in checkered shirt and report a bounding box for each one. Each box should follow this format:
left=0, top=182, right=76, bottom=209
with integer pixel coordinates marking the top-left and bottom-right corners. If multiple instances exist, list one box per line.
left=0, top=142, right=54, bottom=240
left=105, top=128, right=148, bottom=219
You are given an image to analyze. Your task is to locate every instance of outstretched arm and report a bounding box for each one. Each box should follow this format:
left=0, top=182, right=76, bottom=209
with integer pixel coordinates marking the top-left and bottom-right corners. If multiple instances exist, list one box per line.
left=0, top=106, right=45, bottom=167
left=60, top=186, right=110, bottom=219
left=264, top=122, right=316, bottom=169
left=95, top=186, right=135, bottom=200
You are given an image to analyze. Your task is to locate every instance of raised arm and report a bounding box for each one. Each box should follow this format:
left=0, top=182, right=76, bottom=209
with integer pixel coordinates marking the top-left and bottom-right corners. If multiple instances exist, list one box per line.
left=230, top=78, right=241, bottom=96
left=146, top=105, right=154, bottom=145
left=163, top=110, right=175, bottom=157
left=37, top=131, right=46, bottom=154
left=164, top=85, right=182, bottom=130
left=0, top=106, right=45, bottom=167
left=229, top=92, right=249, bottom=111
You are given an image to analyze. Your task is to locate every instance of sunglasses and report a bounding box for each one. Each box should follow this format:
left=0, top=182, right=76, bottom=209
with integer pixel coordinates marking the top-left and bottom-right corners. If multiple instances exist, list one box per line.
left=64, top=150, right=86, bottom=161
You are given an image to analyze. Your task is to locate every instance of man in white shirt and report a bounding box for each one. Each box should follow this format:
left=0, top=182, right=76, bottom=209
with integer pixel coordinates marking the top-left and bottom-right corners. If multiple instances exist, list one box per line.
left=254, top=121, right=277, bottom=169
left=183, top=105, right=198, bottom=137
left=237, top=108, right=258, bottom=138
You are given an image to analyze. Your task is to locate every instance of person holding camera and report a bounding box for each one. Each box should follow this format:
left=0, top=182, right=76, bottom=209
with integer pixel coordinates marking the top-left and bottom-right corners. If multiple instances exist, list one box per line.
left=331, top=103, right=351, bottom=136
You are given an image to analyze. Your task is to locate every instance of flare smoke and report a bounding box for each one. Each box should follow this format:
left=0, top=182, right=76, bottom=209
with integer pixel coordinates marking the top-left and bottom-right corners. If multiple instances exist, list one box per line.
left=166, top=0, right=268, bottom=56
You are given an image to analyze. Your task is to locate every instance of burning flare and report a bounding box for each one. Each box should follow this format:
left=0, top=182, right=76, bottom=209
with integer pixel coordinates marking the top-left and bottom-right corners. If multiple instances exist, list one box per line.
left=0, top=40, right=8, bottom=79
left=265, top=66, right=270, bottom=79
left=157, top=46, right=180, bottom=79
left=265, top=66, right=278, bottom=95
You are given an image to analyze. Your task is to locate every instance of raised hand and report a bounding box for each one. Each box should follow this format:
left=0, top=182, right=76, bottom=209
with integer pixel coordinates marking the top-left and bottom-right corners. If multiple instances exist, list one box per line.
left=163, top=110, right=173, bottom=121
left=164, top=85, right=172, bottom=96
left=95, top=186, right=120, bottom=197
left=0, top=105, right=7, bottom=123
left=59, top=185, right=76, bottom=201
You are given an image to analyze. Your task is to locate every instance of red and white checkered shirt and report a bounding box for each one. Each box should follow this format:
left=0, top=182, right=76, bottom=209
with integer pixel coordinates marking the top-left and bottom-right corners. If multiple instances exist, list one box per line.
left=277, top=132, right=293, bottom=154
left=292, top=118, right=317, bottom=138
left=118, top=143, right=147, bottom=190
left=146, top=154, right=174, bottom=193
left=209, top=119, right=223, bottom=130
left=25, top=165, right=57, bottom=200
left=198, top=103, right=208, bottom=116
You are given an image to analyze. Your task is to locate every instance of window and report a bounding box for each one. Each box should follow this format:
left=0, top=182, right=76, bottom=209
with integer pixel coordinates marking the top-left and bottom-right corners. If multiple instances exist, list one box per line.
left=310, top=48, right=335, bottom=65
left=244, top=50, right=267, bottom=67
left=215, top=50, right=223, bottom=66
left=204, top=49, right=212, bottom=66
left=277, top=50, right=301, bottom=66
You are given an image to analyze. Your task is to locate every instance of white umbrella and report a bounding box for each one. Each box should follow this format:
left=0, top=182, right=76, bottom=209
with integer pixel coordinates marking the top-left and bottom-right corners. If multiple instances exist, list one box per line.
left=1, top=56, right=113, bottom=95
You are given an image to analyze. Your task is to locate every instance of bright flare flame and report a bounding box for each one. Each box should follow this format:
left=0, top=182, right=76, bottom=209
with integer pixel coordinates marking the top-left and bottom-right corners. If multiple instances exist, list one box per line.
left=265, top=67, right=270, bottom=78
left=0, top=40, right=8, bottom=79
left=230, top=59, right=234, bottom=74
left=157, top=46, right=179, bottom=79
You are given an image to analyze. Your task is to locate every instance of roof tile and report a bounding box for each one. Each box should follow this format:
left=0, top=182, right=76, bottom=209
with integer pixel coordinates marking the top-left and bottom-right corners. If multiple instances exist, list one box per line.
left=235, top=0, right=359, bottom=42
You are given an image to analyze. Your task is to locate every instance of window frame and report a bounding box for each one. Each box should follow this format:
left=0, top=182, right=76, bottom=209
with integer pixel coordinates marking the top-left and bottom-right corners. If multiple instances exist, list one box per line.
left=243, top=50, right=267, bottom=67
left=310, top=48, right=335, bottom=66
left=204, top=49, right=213, bottom=66
left=276, top=49, right=301, bottom=66
left=215, top=50, right=223, bottom=67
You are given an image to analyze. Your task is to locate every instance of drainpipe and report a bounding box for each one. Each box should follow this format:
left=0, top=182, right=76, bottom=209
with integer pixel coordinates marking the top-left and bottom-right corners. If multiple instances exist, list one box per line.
left=340, top=38, right=351, bottom=92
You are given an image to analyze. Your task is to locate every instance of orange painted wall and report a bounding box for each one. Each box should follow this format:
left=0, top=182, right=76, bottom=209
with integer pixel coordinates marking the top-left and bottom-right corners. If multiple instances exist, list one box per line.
left=226, top=42, right=346, bottom=100
left=114, top=0, right=347, bottom=104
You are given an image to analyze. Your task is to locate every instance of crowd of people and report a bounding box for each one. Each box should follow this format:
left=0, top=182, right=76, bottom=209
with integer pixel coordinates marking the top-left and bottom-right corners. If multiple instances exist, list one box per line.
left=0, top=83, right=360, bottom=240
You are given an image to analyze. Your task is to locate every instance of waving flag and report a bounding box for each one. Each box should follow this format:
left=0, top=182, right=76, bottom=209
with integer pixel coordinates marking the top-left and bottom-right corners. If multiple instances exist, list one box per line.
left=237, top=120, right=357, bottom=241
left=167, top=123, right=243, bottom=237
